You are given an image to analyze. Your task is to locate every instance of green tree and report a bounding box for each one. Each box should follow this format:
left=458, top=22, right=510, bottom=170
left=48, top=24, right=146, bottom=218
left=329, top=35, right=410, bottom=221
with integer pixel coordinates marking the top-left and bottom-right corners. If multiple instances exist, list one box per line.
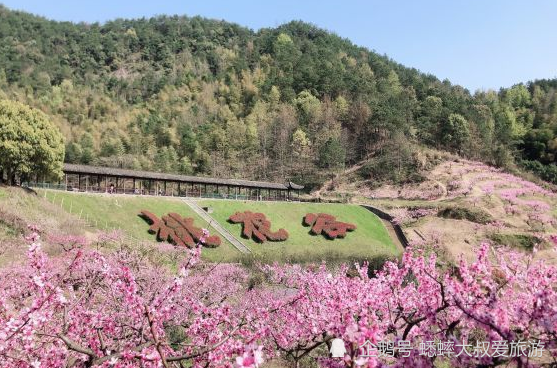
left=291, top=128, right=312, bottom=177
left=178, top=156, right=194, bottom=175
left=65, top=142, right=83, bottom=163
left=318, top=137, right=345, bottom=170
left=0, top=100, right=65, bottom=184
left=272, top=33, right=298, bottom=100
left=495, top=106, right=523, bottom=143
left=505, top=84, right=531, bottom=108
left=442, top=113, right=470, bottom=154
left=417, top=96, right=443, bottom=145
left=294, top=90, right=321, bottom=128
left=80, top=133, right=95, bottom=164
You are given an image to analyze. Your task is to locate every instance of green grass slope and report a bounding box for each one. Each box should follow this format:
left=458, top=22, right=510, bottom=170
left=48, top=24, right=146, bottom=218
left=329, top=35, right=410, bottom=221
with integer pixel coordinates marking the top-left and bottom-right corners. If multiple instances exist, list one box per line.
left=37, top=190, right=399, bottom=264
left=199, top=199, right=400, bottom=263
left=40, top=190, right=238, bottom=262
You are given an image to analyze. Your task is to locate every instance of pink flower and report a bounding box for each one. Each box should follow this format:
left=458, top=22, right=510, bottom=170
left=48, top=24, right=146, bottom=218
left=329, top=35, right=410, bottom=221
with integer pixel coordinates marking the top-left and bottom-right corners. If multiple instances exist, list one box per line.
left=235, top=345, right=264, bottom=368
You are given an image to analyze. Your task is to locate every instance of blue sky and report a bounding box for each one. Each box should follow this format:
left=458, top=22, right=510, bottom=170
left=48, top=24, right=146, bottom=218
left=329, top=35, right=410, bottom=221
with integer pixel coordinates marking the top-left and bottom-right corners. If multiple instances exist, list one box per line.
left=2, top=0, right=557, bottom=92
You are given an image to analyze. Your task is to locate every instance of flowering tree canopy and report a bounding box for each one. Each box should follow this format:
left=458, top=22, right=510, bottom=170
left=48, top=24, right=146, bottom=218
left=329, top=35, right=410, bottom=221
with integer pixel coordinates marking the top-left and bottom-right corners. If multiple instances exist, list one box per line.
left=0, top=228, right=556, bottom=367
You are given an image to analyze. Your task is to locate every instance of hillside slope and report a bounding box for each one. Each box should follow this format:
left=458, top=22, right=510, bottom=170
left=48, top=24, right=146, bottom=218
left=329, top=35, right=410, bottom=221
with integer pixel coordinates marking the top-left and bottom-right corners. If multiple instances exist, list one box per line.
left=0, top=186, right=400, bottom=266
left=319, top=155, right=557, bottom=263
left=1, top=6, right=556, bottom=189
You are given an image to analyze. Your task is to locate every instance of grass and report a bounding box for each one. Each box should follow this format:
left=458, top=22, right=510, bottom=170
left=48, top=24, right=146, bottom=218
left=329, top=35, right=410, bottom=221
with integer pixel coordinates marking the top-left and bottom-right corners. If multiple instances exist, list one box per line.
left=199, top=199, right=400, bottom=263
left=36, top=190, right=400, bottom=264
left=488, top=233, right=539, bottom=250
left=39, top=190, right=239, bottom=262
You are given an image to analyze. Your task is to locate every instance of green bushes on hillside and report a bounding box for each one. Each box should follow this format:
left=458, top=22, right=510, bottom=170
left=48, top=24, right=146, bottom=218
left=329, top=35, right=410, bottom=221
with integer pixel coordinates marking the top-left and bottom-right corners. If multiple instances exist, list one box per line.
left=1, top=6, right=557, bottom=186
left=437, top=206, right=494, bottom=224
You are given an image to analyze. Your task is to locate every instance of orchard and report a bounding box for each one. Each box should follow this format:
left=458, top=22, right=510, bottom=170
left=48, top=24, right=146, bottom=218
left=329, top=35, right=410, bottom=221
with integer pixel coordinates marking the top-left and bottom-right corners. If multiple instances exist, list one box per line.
left=0, top=226, right=556, bottom=367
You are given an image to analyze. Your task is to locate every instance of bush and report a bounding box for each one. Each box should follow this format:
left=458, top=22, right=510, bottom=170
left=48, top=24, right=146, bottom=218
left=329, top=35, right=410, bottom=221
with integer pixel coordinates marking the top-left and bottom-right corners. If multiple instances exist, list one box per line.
left=520, top=159, right=557, bottom=184
left=437, top=206, right=493, bottom=224
left=489, top=233, right=540, bottom=250
left=139, top=210, right=221, bottom=248
left=303, top=213, right=356, bottom=239
left=228, top=211, right=288, bottom=242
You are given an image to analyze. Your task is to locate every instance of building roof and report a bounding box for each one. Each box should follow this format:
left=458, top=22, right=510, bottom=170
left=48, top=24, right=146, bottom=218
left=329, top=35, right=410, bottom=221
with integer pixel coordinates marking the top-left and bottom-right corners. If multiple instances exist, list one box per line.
left=286, top=181, right=305, bottom=190
left=63, top=163, right=303, bottom=191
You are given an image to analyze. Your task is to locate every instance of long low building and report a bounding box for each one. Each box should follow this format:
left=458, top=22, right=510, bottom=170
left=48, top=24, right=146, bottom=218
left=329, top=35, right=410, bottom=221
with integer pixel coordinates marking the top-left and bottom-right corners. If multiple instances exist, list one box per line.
left=59, top=163, right=304, bottom=201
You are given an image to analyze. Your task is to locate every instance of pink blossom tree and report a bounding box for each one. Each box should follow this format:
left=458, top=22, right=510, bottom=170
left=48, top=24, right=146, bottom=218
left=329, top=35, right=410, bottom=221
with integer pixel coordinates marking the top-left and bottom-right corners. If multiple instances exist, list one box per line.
left=0, top=230, right=266, bottom=368
left=1, top=228, right=556, bottom=367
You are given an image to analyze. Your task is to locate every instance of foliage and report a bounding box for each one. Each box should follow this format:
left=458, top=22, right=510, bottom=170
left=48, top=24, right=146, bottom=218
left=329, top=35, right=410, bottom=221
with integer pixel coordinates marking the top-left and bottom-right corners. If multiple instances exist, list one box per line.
left=228, top=211, right=288, bottom=242
left=357, top=140, right=426, bottom=185
left=1, top=6, right=556, bottom=187
left=520, top=159, right=557, bottom=184
left=437, top=206, right=494, bottom=224
left=302, top=213, right=356, bottom=239
left=0, top=100, right=64, bottom=184
left=488, top=233, right=540, bottom=250
left=140, top=210, right=221, bottom=248
left=442, top=113, right=470, bottom=154
left=1, top=229, right=556, bottom=367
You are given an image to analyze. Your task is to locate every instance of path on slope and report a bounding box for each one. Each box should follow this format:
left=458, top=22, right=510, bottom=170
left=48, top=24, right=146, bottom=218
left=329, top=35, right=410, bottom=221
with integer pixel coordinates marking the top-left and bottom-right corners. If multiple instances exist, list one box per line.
left=313, top=161, right=366, bottom=198
left=182, top=198, right=251, bottom=254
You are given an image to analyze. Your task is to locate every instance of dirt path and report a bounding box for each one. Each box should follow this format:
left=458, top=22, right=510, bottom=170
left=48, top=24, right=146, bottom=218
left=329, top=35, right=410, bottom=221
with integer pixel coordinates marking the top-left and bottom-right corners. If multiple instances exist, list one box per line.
left=313, top=161, right=367, bottom=197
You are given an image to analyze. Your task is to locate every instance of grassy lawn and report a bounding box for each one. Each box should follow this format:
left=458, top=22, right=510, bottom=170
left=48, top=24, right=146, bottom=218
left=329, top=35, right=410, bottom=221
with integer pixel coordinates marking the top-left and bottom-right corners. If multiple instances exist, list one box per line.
left=199, top=199, right=400, bottom=263
left=39, top=190, right=239, bottom=262
left=36, top=191, right=400, bottom=264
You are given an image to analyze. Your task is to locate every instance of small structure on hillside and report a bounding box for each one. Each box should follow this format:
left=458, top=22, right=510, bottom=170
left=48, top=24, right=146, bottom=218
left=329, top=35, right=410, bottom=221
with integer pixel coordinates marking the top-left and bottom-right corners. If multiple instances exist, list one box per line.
left=47, top=163, right=303, bottom=201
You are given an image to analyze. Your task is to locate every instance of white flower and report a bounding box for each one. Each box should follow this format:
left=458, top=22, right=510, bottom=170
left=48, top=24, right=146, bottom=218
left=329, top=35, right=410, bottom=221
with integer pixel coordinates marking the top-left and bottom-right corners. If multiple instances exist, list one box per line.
left=33, top=276, right=44, bottom=288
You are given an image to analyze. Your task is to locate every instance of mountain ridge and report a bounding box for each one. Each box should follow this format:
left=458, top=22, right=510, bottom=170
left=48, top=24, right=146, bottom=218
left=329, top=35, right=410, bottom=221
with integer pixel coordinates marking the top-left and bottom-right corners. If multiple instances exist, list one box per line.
left=1, top=5, right=556, bottom=189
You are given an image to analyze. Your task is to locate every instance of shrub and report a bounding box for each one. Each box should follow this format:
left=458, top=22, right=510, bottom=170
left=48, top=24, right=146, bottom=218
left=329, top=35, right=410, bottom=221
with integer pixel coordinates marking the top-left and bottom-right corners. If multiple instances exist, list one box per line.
left=437, top=206, right=494, bottom=224
left=139, top=210, right=221, bottom=248
left=489, top=233, right=541, bottom=250
left=303, top=213, right=356, bottom=239
left=228, top=211, right=288, bottom=242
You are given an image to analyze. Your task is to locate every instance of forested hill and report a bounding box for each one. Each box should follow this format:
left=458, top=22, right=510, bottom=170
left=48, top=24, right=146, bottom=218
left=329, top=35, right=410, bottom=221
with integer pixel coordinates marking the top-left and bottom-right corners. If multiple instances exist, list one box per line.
left=1, top=5, right=557, bottom=188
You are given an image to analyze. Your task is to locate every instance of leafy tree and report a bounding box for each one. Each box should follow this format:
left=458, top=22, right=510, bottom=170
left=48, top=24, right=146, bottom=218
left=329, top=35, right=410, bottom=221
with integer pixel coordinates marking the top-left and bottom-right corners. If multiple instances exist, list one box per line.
left=79, top=133, right=95, bottom=164
left=0, top=100, right=64, bottom=184
left=271, top=33, right=298, bottom=100
left=65, top=142, right=83, bottom=163
left=1, top=6, right=557, bottom=184
left=318, top=137, right=345, bottom=170
left=179, top=156, right=194, bottom=175
left=291, top=128, right=313, bottom=182
left=294, top=90, right=321, bottom=128
left=495, top=106, right=523, bottom=143
left=505, top=84, right=531, bottom=108
left=442, top=113, right=470, bottom=154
